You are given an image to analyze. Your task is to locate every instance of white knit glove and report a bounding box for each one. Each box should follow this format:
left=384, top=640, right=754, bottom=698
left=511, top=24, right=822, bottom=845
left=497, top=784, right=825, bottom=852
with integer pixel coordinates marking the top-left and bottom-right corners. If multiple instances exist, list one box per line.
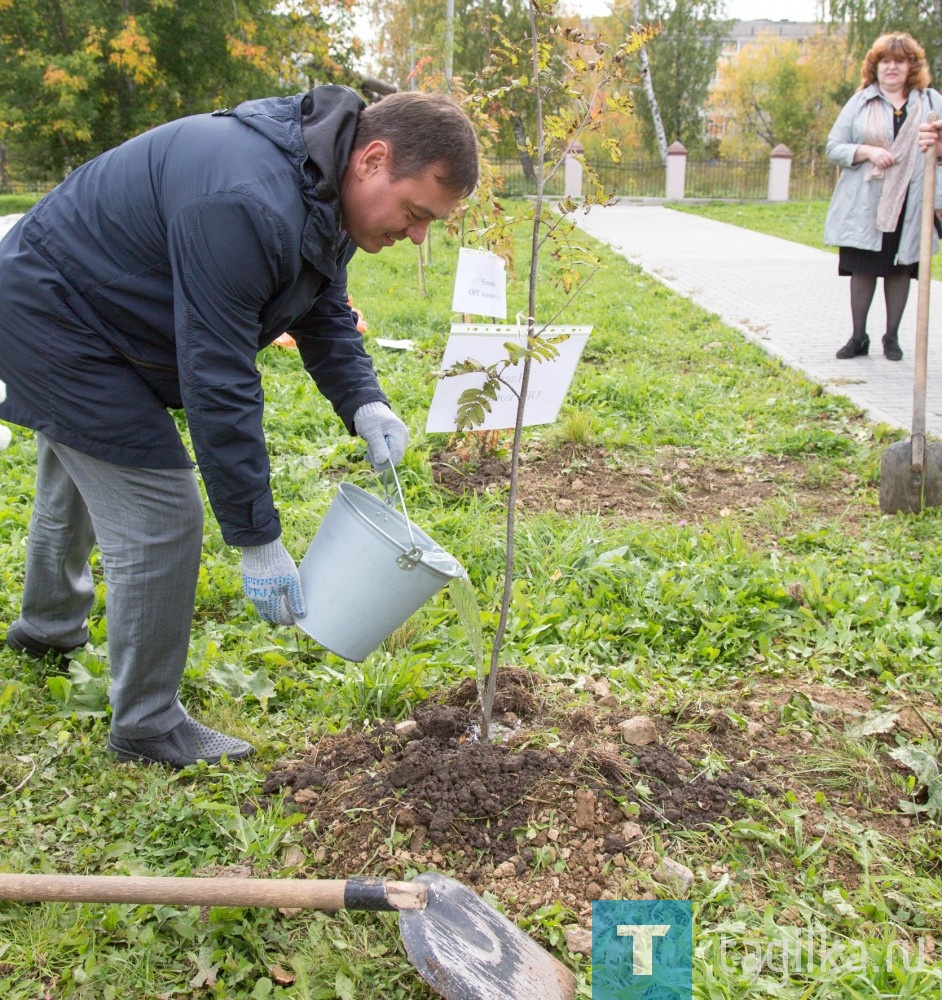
left=241, top=540, right=306, bottom=625
left=353, top=402, right=409, bottom=471
left=0, top=380, right=9, bottom=451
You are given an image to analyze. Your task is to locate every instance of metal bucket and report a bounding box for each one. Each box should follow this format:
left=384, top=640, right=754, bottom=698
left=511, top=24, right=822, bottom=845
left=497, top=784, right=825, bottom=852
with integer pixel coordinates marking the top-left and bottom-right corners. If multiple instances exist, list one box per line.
left=294, top=476, right=464, bottom=662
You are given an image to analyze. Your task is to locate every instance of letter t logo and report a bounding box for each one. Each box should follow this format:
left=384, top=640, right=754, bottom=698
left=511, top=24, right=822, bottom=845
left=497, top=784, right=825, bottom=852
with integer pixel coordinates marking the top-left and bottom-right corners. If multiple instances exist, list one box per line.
left=616, top=924, right=671, bottom=975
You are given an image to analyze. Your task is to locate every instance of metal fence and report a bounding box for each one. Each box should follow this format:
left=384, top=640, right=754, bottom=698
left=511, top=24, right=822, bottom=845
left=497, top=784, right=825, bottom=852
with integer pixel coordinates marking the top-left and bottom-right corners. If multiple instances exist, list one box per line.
left=491, top=155, right=838, bottom=202
left=488, top=158, right=567, bottom=197
left=790, top=159, right=840, bottom=202
left=591, top=159, right=663, bottom=199
left=0, top=177, right=58, bottom=196
left=1, top=156, right=840, bottom=203
left=685, top=159, right=769, bottom=199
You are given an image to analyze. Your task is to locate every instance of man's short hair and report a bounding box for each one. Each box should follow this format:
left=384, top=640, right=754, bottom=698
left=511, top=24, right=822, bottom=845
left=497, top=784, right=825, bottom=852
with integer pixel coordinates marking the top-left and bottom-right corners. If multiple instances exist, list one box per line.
left=355, top=91, right=479, bottom=197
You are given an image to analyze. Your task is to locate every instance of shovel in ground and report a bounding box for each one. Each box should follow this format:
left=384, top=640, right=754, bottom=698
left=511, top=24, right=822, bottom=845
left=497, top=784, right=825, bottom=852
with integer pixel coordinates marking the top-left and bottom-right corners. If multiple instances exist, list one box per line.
left=879, top=114, right=942, bottom=514
left=0, top=871, right=575, bottom=1000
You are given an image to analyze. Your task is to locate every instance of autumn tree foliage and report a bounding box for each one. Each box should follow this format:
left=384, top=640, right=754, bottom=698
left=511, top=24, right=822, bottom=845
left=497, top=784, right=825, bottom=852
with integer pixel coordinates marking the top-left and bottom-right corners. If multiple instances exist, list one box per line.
left=610, top=0, right=729, bottom=156
left=368, top=0, right=524, bottom=90
left=0, top=0, right=363, bottom=182
left=708, top=29, right=856, bottom=162
left=824, top=0, right=942, bottom=81
left=367, top=0, right=557, bottom=163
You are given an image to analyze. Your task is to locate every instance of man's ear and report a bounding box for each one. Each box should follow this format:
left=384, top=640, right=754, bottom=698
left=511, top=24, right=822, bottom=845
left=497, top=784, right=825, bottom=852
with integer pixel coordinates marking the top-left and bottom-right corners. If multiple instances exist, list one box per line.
left=351, top=140, right=390, bottom=178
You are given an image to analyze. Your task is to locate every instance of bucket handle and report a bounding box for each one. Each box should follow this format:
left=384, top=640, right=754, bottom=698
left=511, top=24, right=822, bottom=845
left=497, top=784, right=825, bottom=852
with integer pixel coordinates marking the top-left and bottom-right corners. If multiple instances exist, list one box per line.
left=380, top=444, right=423, bottom=571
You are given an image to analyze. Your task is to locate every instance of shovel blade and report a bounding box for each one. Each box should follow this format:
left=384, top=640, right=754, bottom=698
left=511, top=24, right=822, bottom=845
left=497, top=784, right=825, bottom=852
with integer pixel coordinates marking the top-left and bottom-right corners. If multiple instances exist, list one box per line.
left=880, top=440, right=923, bottom=514
left=399, top=873, right=576, bottom=1000
left=923, top=444, right=942, bottom=509
left=880, top=440, right=942, bottom=514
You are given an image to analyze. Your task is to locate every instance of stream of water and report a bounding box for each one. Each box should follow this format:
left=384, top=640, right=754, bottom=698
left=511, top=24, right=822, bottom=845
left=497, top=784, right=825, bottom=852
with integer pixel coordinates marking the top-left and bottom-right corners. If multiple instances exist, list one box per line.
left=447, top=573, right=486, bottom=704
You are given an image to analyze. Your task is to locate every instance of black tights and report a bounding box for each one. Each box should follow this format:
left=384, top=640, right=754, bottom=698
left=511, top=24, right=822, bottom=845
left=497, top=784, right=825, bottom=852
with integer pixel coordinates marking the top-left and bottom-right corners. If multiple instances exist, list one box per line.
left=850, top=273, right=911, bottom=342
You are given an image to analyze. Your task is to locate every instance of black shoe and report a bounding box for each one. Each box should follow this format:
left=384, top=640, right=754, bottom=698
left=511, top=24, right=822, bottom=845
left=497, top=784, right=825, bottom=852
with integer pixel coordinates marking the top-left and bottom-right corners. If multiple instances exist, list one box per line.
left=836, top=335, right=869, bottom=359
left=5, top=622, right=84, bottom=662
left=883, top=336, right=903, bottom=361
left=108, top=716, right=255, bottom=768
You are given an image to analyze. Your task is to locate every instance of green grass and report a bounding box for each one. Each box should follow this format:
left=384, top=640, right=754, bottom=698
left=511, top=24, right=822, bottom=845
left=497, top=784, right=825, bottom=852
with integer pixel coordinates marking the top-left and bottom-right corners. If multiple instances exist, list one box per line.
left=2, top=202, right=942, bottom=996
left=674, top=199, right=942, bottom=282
left=0, top=193, right=44, bottom=215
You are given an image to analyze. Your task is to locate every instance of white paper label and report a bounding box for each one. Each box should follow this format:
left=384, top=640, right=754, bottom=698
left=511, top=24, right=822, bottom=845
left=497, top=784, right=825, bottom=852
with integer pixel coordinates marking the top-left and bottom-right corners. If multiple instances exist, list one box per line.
left=450, top=248, right=507, bottom=319
left=426, top=324, right=591, bottom=432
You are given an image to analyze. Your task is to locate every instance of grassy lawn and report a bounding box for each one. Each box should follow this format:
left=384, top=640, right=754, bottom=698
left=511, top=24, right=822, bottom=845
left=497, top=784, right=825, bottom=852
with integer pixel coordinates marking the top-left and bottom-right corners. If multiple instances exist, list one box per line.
left=674, top=199, right=942, bottom=282
left=0, top=193, right=46, bottom=215
left=2, top=201, right=942, bottom=997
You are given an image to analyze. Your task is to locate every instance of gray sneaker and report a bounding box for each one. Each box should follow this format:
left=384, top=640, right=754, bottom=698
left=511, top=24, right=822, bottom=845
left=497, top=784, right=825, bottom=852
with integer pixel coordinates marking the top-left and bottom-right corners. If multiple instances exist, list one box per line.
left=108, top=716, right=255, bottom=768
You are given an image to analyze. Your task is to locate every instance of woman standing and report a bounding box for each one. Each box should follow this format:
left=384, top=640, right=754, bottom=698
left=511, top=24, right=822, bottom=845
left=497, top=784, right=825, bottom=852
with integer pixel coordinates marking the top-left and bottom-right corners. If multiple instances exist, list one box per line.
left=825, top=32, right=941, bottom=361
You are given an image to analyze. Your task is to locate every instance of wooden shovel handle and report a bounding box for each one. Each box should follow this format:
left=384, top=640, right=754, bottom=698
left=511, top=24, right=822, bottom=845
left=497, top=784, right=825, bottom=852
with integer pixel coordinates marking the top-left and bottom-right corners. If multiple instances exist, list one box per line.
left=913, top=111, right=938, bottom=463
left=0, top=874, right=427, bottom=911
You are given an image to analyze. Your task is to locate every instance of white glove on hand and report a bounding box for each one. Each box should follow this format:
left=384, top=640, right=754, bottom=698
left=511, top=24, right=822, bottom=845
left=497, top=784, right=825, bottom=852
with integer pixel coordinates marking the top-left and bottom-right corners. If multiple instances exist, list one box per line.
left=353, top=401, right=409, bottom=471
left=241, top=539, right=306, bottom=625
left=0, top=380, right=9, bottom=451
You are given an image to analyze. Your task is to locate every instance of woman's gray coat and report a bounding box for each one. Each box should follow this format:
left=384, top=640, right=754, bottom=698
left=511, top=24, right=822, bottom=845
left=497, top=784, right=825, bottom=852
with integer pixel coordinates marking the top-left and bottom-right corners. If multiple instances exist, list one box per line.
left=824, top=83, right=942, bottom=265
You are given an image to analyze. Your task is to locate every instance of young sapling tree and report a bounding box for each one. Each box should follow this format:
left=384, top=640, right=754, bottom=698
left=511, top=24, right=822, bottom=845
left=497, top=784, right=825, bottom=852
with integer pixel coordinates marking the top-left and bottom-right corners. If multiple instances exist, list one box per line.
left=432, top=3, right=657, bottom=739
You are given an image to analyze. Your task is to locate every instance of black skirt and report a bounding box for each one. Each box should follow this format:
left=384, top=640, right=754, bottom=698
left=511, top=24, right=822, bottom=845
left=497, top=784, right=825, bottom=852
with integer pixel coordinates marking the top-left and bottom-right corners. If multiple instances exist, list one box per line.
left=838, top=225, right=918, bottom=279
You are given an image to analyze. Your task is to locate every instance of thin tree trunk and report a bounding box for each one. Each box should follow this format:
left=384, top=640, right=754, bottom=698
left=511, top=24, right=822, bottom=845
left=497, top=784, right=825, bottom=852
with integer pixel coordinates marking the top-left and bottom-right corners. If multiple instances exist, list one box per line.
left=481, top=2, right=545, bottom=741
left=640, top=43, right=669, bottom=165
left=616, top=2, right=668, bottom=164
left=444, top=0, right=454, bottom=81
left=511, top=114, right=537, bottom=183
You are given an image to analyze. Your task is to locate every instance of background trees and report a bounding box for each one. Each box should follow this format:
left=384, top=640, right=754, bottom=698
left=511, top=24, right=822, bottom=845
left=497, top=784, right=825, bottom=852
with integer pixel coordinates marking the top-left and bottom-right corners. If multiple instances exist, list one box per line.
left=709, top=30, right=856, bottom=161
left=0, top=0, right=362, bottom=181
left=2, top=0, right=916, bottom=188
left=824, top=0, right=942, bottom=81
left=608, top=0, right=729, bottom=157
left=368, top=0, right=554, bottom=163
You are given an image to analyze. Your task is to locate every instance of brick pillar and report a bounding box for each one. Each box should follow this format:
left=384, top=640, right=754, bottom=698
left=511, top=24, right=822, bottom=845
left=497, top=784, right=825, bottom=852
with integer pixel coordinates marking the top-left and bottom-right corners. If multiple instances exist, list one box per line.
left=564, top=142, right=585, bottom=198
left=666, top=141, right=687, bottom=200
left=768, top=144, right=792, bottom=202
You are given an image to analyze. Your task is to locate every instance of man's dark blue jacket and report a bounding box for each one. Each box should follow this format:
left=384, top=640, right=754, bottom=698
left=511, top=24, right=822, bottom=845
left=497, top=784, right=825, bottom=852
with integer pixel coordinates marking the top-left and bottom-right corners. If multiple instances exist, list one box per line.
left=0, top=84, right=388, bottom=545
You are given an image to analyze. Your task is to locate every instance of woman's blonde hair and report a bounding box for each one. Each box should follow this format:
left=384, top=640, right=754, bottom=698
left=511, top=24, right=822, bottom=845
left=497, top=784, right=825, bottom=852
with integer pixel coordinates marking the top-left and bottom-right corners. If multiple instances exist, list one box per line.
left=860, top=32, right=931, bottom=92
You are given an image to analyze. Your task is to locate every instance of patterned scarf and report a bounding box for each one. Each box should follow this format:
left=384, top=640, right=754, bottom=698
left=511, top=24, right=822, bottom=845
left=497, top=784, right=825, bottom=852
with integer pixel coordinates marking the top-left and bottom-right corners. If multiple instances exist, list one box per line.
left=864, top=92, right=923, bottom=232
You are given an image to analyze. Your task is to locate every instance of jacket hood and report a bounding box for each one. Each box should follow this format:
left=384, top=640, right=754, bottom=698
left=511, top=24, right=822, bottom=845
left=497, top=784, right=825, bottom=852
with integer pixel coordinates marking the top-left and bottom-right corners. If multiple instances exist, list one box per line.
left=224, top=84, right=365, bottom=277
left=300, top=86, right=365, bottom=196
left=226, top=84, right=365, bottom=201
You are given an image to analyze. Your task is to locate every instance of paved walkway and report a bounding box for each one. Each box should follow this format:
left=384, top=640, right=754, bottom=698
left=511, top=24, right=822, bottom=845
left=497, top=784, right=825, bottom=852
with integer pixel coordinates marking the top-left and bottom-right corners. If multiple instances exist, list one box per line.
left=0, top=215, right=19, bottom=241
left=573, top=203, right=942, bottom=436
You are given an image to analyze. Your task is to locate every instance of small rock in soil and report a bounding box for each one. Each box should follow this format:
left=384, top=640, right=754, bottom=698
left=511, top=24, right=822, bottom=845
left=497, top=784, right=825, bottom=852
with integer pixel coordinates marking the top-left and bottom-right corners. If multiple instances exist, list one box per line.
left=574, top=789, right=597, bottom=829
left=564, top=926, right=593, bottom=955
left=589, top=679, right=611, bottom=698
left=619, top=715, right=658, bottom=745
left=656, top=856, right=695, bottom=893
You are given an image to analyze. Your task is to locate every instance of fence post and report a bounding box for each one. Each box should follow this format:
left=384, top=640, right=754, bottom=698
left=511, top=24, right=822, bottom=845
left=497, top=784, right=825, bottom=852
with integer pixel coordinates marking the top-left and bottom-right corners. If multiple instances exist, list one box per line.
left=564, top=142, right=584, bottom=198
left=665, top=141, right=687, bottom=200
left=768, top=144, right=792, bottom=202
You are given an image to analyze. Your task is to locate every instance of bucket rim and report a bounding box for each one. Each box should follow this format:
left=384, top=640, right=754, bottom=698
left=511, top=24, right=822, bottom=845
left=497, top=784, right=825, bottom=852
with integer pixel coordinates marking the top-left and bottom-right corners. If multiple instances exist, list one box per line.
left=335, top=482, right=464, bottom=581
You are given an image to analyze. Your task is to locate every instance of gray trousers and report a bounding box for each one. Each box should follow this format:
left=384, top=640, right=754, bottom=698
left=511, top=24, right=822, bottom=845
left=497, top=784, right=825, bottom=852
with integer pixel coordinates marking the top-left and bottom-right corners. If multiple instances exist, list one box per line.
left=14, top=434, right=204, bottom=738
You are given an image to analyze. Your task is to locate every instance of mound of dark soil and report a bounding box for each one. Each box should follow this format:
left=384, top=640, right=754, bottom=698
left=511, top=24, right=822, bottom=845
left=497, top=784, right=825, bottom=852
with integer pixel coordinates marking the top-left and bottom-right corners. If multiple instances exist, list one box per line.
left=254, top=670, right=780, bottom=918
